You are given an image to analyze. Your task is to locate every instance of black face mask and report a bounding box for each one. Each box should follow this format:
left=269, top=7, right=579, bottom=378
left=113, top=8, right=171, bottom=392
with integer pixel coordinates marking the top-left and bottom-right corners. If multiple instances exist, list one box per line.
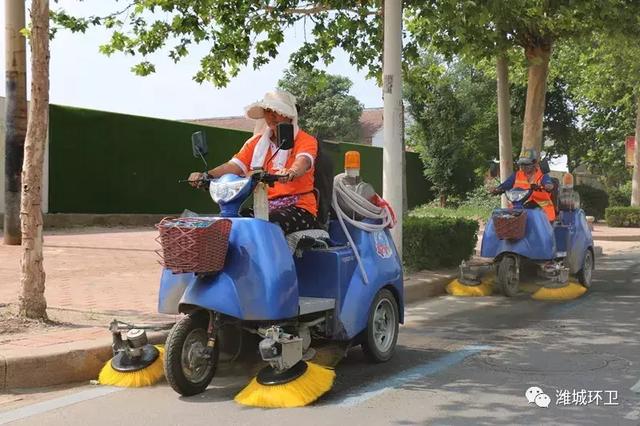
left=520, top=164, right=535, bottom=174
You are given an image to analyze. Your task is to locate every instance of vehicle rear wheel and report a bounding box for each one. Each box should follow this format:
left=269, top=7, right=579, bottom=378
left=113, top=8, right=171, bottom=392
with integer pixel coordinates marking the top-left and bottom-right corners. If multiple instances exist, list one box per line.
left=362, top=288, right=399, bottom=363
left=577, top=249, right=594, bottom=288
left=498, top=255, right=519, bottom=297
left=164, top=312, right=218, bottom=396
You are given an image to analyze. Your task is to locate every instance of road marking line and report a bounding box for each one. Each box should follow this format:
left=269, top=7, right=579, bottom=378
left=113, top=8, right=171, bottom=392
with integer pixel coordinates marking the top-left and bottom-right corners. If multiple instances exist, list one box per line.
left=0, top=387, right=122, bottom=425
left=336, top=345, right=491, bottom=407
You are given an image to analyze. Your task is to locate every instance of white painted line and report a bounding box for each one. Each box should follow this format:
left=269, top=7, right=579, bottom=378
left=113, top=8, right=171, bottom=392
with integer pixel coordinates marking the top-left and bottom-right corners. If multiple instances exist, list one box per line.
left=336, top=345, right=491, bottom=407
left=0, top=386, right=122, bottom=425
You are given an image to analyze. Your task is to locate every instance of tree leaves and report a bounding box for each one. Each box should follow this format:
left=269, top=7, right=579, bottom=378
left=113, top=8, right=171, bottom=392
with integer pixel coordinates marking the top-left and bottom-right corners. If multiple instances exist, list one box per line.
left=278, top=67, right=363, bottom=143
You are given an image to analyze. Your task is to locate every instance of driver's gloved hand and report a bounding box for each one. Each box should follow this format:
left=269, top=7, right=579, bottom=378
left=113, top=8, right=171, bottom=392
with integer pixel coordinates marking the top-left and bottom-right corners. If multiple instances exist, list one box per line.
left=490, top=188, right=503, bottom=195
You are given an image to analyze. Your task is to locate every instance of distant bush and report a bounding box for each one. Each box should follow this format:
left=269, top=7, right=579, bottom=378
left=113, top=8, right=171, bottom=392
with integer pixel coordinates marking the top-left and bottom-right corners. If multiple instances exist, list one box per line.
left=403, top=216, right=479, bottom=270
left=575, top=184, right=609, bottom=220
left=608, top=182, right=632, bottom=207
left=605, top=207, right=640, bottom=227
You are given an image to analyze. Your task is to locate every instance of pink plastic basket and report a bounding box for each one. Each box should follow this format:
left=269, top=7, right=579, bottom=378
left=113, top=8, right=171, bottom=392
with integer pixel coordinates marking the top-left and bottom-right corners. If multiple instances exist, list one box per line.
left=156, top=217, right=232, bottom=274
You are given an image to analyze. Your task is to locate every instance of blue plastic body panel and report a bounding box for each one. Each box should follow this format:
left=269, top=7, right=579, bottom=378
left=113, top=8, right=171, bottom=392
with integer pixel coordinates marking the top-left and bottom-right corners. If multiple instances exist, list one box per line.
left=481, top=208, right=555, bottom=260
left=294, top=222, right=404, bottom=340
left=560, top=209, right=594, bottom=273
left=479, top=208, right=594, bottom=273
left=158, top=217, right=404, bottom=338
left=158, top=217, right=298, bottom=320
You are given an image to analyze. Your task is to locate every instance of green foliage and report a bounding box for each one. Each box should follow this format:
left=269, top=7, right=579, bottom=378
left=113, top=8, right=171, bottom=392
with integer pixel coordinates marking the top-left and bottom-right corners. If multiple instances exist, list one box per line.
left=552, top=37, right=638, bottom=185
left=410, top=184, right=499, bottom=221
left=51, top=1, right=391, bottom=86
left=277, top=68, right=363, bottom=143
left=605, top=207, right=640, bottom=228
left=574, top=184, right=609, bottom=220
left=403, top=216, right=479, bottom=271
left=608, top=182, right=632, bottom=207
left=405, top=55, right=492, bottom=202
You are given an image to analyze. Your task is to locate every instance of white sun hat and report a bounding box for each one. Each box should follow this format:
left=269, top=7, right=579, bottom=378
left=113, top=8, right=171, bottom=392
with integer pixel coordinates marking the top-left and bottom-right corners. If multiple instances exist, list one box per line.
left=245, top=90, right=299, bottom=136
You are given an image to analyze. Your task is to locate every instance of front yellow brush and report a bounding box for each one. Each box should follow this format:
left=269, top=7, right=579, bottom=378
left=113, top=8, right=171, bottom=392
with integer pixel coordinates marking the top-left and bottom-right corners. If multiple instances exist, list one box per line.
left=235, top=361, right=335, bottom=408
left=531, top=282, right=587, bottom=301
left=98, top=345, right=165, bottom=387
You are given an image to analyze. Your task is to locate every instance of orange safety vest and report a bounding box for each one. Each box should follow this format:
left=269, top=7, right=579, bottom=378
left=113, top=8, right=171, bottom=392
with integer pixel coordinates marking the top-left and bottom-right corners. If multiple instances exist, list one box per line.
left=513, top=168, right=556, bottom=222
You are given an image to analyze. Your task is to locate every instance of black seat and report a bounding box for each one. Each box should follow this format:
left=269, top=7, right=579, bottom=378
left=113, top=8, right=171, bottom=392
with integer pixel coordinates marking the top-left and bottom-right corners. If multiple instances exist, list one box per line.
left=313, top=139, right=335, bottom=229
left=550, top=177, right=560, bottom=215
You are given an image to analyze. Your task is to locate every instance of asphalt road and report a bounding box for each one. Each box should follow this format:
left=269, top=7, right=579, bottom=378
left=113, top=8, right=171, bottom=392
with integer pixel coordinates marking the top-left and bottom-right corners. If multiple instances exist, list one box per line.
left=2, top=249, right=640, bottom=426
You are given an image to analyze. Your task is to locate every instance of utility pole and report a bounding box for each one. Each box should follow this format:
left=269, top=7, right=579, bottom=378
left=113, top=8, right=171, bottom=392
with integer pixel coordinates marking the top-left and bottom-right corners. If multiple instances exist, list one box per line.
left=382, top=0, right=403, bottom=257
left=4, top=0, right=27, bottom=245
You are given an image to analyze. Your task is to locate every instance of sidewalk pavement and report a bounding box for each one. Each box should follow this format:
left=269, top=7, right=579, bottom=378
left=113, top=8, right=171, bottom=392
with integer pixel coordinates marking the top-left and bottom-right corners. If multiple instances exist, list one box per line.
left=0, top=227, right=456, bottom=390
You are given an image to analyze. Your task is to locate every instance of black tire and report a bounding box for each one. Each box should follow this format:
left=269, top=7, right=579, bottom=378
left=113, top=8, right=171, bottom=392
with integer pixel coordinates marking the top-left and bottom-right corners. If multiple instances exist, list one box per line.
left=362, top=288, right=399, bottom=363
left=498, top=255, right=519, bottom=297
left=164, top=312, right=218, bottom=396
left=577, top=249, right=594, bottom=288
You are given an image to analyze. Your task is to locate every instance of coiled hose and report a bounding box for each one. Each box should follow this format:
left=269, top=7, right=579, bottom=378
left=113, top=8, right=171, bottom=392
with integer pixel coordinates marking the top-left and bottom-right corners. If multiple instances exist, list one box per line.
left=331, top=173, right=394, bottom=284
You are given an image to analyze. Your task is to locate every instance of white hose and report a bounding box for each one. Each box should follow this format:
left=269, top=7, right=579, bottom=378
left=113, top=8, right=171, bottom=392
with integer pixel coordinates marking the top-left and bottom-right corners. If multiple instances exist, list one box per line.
left=331, top=173, right=395, bottom=284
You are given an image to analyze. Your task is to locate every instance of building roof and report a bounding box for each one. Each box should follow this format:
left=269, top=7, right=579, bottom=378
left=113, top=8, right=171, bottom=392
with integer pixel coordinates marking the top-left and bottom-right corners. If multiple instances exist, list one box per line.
left=185, top=107, right=385, bottom=144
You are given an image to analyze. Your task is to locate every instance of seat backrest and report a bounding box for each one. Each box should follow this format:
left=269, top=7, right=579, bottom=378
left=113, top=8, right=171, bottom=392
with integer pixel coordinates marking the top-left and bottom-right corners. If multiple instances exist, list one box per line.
left=314, top=140, right=335, bottom=227
left=550, top=177, right=560, bottom=214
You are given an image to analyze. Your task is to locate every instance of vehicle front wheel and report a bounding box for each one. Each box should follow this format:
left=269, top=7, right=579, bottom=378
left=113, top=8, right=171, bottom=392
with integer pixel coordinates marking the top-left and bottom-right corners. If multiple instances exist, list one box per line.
left=362, top=288, right=399, bottom=363
left=164, top=312, right=218, bottom=396
left=498, top=255, right=519, bottom=297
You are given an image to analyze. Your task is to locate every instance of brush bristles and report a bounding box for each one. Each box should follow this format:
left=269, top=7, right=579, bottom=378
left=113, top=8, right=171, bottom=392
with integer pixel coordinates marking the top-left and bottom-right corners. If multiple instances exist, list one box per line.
left=234, top=362, right=335, bottom=408
left=531, top=282, right=587, bottom=301
left=446, top=277, right=493, bottom=297
left=98, top=345, right=165, bottom=387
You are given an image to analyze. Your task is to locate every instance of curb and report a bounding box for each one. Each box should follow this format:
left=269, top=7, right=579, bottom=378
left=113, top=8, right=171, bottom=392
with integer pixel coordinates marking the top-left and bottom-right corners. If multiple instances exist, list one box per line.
left=404, top=271, right=456, bottom=304
left=2, top=271, right=455, bottom=390
left=0, top=331, right=168, bottom=390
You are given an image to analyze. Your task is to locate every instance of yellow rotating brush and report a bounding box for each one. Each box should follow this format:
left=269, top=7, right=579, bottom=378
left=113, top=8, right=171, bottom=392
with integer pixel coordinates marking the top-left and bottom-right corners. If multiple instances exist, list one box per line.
left=235, top=360, right=335, bottom=408
left=531, top=281, right=586, bottom=301
left=98, top=327, right=165, bottom=387
left=446, top=274, right=494, bottom=297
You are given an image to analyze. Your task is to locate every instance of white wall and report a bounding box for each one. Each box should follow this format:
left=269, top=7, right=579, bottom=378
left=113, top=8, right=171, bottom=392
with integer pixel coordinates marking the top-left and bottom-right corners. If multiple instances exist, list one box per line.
left=0, top=96, right=49, bottom=214
left=371, top=127, right=384, bottom=147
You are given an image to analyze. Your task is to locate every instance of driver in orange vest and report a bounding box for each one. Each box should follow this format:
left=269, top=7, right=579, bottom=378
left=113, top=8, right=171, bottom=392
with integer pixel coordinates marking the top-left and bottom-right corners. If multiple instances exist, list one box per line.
left=492, top=149, right=556, bottom=222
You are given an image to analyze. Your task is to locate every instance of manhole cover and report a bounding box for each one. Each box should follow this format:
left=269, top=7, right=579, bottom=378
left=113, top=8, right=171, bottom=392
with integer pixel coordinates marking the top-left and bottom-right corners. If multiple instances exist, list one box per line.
left=469, top=349, right=629, bottom=375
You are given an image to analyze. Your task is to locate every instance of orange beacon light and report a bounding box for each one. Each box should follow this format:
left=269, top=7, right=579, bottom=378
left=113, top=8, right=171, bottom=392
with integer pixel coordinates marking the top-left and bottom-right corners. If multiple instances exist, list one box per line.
left=345, top=151, right=361, bottom=178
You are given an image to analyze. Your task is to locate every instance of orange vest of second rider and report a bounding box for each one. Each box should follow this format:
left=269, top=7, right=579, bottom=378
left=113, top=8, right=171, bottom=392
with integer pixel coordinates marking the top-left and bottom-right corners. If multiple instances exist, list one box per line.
left=513, top=169, right=556, bottom=222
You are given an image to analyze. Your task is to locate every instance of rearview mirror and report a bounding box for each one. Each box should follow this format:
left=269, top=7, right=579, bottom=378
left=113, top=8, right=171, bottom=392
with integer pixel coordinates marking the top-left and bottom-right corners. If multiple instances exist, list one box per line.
left=276, top=122, right=294, bottom=150
left=191, top=131, right=208, bottom=158
left=489, top=162, right=499, bottom=178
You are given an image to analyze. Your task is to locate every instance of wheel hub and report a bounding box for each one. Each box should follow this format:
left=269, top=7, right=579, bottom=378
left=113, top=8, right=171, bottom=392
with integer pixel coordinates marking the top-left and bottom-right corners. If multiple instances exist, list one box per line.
left=373, top=299, right=395, bottom=352
left=111, top=344, right=159, bottom=372
left=257, top=360, right=308, bottom=386
left=181, top=329, right=212, bottom=382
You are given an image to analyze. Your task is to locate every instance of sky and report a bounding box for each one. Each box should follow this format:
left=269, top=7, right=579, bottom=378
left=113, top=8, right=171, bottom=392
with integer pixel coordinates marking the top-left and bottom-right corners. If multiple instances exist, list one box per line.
left=0, top=1, right=383, bottom=121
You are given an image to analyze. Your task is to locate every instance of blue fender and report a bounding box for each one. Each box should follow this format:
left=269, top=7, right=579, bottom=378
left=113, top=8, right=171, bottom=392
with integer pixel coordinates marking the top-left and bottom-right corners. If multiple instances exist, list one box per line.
left=481, top=209, right=556, bottom=260
left=561, top=209, right=594, bottom=273
left=328, top=222, right=404, bottom=339
left=158, top=218, right=299, bottom=320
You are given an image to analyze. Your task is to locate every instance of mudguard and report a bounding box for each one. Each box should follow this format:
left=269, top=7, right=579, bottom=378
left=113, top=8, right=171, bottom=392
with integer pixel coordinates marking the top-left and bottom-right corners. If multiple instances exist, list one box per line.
left=560, top=209, right=594, bottom=273
left=158, top=218, right=298, bottom=320
left=328, top=222, right=404, bottom=339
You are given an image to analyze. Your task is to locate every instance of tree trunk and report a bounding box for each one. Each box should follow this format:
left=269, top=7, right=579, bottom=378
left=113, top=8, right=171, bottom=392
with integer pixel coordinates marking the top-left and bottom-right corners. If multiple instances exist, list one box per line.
left=632, top=96, right=640, bottom=207
left=497, top=54, right=513, bottom=209
left=19, top=0, right=49, bottom=320
left=4, top=0, right=27, bottom=246
left=522, top=43, right=552, bottom=154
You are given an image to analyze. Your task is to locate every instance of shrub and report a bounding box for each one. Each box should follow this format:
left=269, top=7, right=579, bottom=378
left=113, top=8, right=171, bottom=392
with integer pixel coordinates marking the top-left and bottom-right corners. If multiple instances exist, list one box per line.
left=605, top=207, right=640, bottom=227
left=403, top=216, right=479, bottom=270
left=608, top=182, right=632, bottom=207
left=575, top=184, right=609, bottom=220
